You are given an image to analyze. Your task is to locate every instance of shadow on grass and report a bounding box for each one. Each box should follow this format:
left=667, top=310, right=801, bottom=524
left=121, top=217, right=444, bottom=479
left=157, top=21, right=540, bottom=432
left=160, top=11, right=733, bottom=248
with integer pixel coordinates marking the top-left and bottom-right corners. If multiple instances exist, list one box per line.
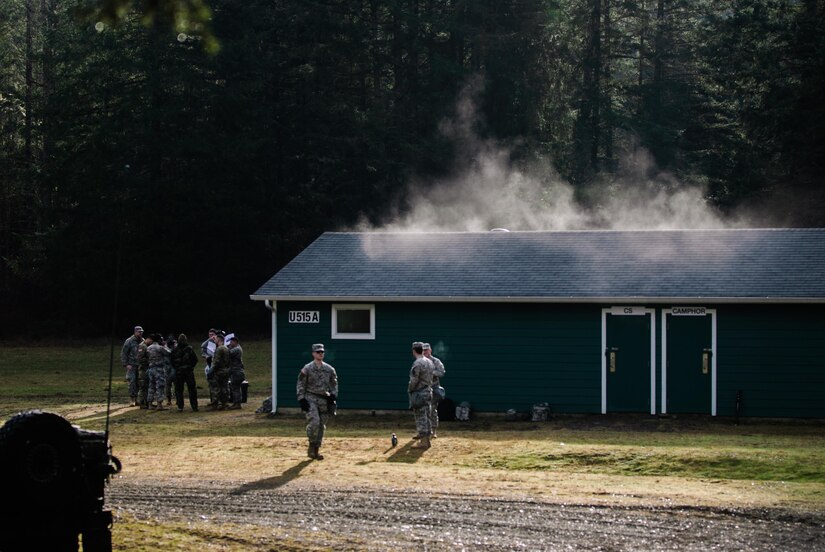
left=385, top=439, right=428, bottom=463
left=230, top=459, right=313, bottom=494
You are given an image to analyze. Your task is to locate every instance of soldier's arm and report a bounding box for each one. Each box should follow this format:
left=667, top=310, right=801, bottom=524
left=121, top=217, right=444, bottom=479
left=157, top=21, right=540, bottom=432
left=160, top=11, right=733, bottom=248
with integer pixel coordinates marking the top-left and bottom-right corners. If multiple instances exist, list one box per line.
left=120, top=341, right=129, bottom=366
left=408, top=365, right=420, bottom=392
left=433, top=359, right=445, bottom=378
left=296, top=368, right=307, bottom=399
left=329, top=367, right=338, bottom=397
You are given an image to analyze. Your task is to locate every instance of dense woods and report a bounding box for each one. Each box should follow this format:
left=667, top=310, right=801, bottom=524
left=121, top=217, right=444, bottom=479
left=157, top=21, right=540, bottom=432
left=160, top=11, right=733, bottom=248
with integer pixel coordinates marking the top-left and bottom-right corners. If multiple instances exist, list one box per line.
left=1, top=0, right=824, bottom=336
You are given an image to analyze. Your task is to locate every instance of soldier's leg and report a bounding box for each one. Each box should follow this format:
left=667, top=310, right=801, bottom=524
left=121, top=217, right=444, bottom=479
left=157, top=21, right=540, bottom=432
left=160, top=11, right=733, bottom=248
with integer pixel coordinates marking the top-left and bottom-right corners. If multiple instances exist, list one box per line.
left=174, top=374, right=184, bottom=410
left=430, top=398, right=440, bottom=437
left=413, top=405, right=432, bottom=448
left=305, top=401, right=322, bottom=458
left=316, top=409, right=328, bottom=448
left=186, top=371, right=199, bottom=411
left=147, top=369, right=157, bottom=407
left=155, top=371, right=167, bottom=409
left=218, top=374, right=231, bottom=406
left=414, top=406, right=431, bottom=437
left=138, top=369, right=149, bottom=408
left=127, top=367, right=138, bottom=405
left=207, top=376, right=219, bottom=408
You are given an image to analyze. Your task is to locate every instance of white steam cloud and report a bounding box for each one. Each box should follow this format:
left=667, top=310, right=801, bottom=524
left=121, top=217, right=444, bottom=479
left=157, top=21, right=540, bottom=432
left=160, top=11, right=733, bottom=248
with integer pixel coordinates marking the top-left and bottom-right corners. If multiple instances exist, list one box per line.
left=353, top=77, right=750, bottom=233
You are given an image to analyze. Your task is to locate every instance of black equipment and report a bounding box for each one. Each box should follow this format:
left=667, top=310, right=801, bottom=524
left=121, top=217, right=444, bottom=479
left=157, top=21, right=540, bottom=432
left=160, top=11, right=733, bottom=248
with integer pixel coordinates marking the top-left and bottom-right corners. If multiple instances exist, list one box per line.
left=0, top=410, right=121, bottom=551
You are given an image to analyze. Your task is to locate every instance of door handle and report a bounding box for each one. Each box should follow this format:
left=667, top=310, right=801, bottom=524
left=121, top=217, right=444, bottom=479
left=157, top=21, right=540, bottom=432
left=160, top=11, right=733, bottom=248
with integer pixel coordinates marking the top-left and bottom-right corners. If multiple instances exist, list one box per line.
left=702, top=349, right=712, bottom=374
left=606, top=347, right=619, bottom=373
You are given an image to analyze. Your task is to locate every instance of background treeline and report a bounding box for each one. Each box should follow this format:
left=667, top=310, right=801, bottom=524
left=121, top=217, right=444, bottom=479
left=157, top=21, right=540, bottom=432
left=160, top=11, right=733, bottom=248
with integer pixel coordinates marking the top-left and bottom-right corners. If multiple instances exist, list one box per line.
left=1, top=0, right=823, bottom=337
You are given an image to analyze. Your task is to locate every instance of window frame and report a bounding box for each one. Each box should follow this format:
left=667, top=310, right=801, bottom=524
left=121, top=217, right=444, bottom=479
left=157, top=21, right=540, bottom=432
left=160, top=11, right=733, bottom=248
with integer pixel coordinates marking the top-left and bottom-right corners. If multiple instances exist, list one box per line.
left=331, top=303, right=376, bottom=340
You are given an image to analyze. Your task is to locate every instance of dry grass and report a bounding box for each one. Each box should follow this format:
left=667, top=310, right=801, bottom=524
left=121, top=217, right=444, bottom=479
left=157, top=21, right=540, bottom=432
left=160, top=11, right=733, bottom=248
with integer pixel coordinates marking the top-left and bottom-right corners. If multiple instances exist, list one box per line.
left=92, top=406, right=825, bottom=512
left=3, top=341, right=824, bottom=515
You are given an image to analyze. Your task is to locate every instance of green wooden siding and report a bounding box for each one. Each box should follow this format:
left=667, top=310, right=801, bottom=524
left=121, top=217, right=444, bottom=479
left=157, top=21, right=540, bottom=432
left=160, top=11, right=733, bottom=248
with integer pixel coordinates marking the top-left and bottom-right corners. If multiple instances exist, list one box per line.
left=273, top=301, right=825, bottom=418
left=276, top=301, right=603, bottom=413
left=716, top=304, right=825, bottom=418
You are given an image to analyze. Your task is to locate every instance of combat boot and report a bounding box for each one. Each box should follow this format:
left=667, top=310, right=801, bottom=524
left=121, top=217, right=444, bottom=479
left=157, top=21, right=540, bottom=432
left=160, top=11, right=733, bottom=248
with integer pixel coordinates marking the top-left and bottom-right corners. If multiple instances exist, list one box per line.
left=307, top=444, right=317, bottom=459
left=314, top=447, right=325, bottom=461
left=412, top=435, right=430, bottom=448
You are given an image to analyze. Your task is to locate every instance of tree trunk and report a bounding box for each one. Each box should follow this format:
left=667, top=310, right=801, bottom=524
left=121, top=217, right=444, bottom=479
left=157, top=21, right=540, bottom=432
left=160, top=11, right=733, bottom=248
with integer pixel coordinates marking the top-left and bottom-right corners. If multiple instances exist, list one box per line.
left=24, top=0, right=34, bottom=167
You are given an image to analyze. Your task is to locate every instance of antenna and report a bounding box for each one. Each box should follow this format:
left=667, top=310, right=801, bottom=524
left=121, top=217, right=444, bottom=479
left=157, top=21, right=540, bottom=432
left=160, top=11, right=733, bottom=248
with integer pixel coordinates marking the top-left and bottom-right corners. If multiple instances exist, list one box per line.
left=105, top=165, right=129, bottom=440
left=105, top=241, right=121, bottom=440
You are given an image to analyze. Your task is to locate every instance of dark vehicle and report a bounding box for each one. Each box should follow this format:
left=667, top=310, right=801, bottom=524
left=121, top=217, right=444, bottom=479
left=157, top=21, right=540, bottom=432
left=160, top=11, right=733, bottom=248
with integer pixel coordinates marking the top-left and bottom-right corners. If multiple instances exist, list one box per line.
left=0, top=410, right=121, bottom=551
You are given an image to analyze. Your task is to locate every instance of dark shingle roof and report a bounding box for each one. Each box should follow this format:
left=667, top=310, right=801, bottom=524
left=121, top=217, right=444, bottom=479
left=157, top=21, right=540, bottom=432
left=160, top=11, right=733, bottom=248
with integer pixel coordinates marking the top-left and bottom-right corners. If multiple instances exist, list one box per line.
left=251, top=229, right=825, bottom=302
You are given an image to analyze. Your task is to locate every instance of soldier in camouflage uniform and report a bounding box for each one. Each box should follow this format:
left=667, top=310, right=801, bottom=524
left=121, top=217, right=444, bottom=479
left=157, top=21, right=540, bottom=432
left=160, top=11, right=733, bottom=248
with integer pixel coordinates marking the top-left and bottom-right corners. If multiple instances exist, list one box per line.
left=147, top=334, right=171, bottom=410
left=423, top=343, right=445, bottom=439
left=408, top=341, right=434, bottom=448
left=227, top=335, right=246, bottom=409
left=136, top=334, right=153, bottom=409
left=297, top=343, right=338, bottom=460
left=120, top=325, right=144, bottom=406
left=208, top=332, right=231, bottom=410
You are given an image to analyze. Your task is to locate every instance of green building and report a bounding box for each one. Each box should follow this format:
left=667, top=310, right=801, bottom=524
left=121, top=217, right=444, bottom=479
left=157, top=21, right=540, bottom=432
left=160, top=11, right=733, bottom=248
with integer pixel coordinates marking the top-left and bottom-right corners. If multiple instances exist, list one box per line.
left=251, top=229, right=825, bottom=418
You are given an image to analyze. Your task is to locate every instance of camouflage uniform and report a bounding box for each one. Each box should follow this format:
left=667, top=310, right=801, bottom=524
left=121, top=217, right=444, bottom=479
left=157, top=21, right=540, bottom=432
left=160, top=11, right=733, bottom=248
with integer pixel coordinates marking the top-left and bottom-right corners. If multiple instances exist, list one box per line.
left=210, top=343, right=231, bottom=408
left=120, top=334, right=143, bottom=403
left=297, top=359, right=338, bottom=452
left=228, top=343, right=245, bottom=406
left=147, top=342, right=170, bottom=408
left=408, top=355, right=434, bottom=438
left=136, top=341, right=150, bottom=408
left=427, top=355, right=445, bottom=435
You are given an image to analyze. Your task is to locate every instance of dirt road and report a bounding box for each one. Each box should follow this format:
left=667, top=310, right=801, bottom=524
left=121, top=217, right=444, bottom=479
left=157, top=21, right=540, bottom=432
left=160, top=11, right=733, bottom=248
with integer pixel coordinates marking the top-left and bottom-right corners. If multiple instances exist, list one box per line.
left=108, top=479, right=825, bottom=551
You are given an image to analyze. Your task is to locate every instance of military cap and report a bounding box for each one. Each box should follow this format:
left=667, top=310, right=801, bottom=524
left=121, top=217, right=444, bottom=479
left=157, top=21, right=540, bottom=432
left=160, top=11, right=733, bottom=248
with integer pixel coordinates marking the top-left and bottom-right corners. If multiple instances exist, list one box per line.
left=422, top=343, right=432, bottom=350
left=312, top=343, right=325, bottom=352
left=412, top=341, right=424, bottom=349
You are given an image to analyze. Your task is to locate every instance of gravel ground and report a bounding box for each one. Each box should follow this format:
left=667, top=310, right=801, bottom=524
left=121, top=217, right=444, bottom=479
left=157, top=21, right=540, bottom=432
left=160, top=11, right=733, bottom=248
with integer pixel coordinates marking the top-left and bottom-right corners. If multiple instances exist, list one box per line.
left=108, top=479, right=825, bottom=551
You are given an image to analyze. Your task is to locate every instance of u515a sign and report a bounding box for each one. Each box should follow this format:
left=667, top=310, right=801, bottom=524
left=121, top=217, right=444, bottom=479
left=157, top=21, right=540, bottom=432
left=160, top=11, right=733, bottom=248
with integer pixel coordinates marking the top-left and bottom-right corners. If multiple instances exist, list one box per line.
left=288, top=311, right=320, bottom=323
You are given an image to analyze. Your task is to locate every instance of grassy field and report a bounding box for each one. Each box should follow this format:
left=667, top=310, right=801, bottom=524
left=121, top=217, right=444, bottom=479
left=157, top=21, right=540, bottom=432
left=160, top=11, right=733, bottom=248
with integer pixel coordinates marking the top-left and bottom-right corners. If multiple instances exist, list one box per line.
left=2, top=340, right=824, bottom=550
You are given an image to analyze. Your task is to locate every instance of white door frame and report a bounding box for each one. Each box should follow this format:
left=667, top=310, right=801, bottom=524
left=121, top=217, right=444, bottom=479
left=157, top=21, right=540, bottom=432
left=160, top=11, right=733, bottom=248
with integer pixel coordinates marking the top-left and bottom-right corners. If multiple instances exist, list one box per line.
left=660, top=308, right=717, bottom=416
left=601, top=307, right=656, bottom=415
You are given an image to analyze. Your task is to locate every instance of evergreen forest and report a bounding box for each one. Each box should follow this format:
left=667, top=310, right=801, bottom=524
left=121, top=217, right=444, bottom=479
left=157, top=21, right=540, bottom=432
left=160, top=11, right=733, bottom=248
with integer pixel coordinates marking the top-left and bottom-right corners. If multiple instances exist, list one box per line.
left=1, top=0, right=824, bottom=336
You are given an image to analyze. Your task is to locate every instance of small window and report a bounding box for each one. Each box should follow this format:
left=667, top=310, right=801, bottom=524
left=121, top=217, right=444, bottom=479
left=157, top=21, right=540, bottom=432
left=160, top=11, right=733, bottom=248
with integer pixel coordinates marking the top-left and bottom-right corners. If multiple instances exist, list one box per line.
left=332, top=304, right=375, bottom=340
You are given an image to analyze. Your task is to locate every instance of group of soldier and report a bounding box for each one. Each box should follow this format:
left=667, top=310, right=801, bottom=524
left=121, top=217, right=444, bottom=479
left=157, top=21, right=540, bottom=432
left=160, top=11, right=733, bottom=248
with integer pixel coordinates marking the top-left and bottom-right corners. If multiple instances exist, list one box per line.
left=296, top=340, right=445, bottom=461
left=408, top=341, right=446, bottom=449
left=121, top=325, right=246, bottom=412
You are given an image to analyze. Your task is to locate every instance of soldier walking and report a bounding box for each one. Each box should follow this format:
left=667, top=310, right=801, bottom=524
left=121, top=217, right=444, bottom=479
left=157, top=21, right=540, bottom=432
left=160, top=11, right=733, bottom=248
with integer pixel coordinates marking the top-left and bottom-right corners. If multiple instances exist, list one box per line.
left=423, top=343, right=445, bottom=439
left=227, top=334, right=246, bottom=409
left=120, top=325, right=144, bottom=406
left=408, top=341, right=434, bottom=448
left=297, top=343, right=338, bottom=460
